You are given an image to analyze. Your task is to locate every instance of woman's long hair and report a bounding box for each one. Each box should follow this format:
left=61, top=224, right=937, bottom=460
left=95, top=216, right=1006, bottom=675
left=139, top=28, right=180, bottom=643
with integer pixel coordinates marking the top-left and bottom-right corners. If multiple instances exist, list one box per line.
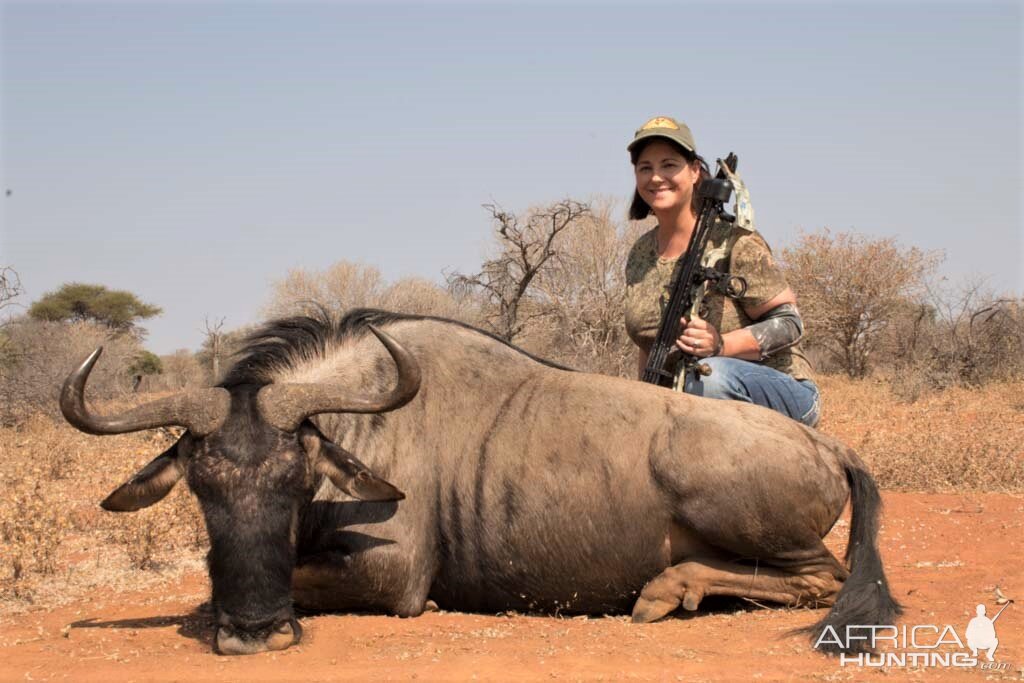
left=628, top=140, right=710, bottom=220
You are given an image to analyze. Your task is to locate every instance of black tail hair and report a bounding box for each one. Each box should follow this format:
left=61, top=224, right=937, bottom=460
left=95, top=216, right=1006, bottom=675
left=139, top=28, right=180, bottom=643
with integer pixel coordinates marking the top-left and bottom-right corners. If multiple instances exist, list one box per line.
left=806, top=466, right=902, bottom=655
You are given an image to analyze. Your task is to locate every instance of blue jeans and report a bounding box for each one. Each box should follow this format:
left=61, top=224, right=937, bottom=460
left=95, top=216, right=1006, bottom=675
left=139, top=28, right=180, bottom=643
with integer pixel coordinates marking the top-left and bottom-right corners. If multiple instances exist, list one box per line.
left=680, top=356, right=821, bottom=427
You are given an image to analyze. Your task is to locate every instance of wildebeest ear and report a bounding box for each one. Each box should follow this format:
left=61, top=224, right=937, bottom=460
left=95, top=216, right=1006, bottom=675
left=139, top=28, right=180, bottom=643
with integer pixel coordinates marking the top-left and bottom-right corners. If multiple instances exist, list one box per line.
left=298, top=423, right=405, bottom=502
left=101, top=439, right=188, bottom=512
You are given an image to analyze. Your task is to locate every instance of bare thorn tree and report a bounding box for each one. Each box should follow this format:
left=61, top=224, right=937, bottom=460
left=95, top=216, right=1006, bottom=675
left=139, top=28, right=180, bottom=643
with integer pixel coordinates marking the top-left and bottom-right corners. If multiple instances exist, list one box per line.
left=0, top=266, right=25, bottom=358
left=202, top=316, right=227, bottom=383
left=529, top=197, right=645, bottom=375
left=0, top=267, right=23, bottom=317
left=447, top=200, right=591, bottom=341
left=926, top=276, right=1023, bottom=384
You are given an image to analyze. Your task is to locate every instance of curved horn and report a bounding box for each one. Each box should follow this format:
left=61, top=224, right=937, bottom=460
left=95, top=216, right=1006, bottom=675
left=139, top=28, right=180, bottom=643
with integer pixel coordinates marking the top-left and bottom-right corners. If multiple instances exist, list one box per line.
left=61, top=347, right=231, bottom=436
left=257, top=324, right=421, bottom=432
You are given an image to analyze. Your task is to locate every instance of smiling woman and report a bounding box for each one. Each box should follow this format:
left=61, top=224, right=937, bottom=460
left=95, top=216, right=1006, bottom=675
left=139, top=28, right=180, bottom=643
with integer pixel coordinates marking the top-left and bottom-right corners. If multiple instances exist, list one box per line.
left=623, top=116, right=820, bottom=426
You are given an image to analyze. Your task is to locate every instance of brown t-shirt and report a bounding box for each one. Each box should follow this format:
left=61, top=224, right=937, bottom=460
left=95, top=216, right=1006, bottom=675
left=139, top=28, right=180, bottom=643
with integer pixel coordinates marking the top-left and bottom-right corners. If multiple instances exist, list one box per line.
left=624, top=224, right=814, bottom=381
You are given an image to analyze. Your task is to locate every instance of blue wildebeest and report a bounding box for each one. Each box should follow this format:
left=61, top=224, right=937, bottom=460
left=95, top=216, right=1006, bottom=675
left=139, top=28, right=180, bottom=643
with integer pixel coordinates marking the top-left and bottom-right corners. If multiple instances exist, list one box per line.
left=62, top=309, right=898, bottom=655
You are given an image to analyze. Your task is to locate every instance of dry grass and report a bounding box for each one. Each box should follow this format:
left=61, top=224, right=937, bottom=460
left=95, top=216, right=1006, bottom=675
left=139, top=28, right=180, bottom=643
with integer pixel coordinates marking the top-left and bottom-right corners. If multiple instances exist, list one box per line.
left=1, top=377, right=1020, bottom=614
left=817, top=376, right=1024, bottom=492
left=0, top=413, right=206, bottom=614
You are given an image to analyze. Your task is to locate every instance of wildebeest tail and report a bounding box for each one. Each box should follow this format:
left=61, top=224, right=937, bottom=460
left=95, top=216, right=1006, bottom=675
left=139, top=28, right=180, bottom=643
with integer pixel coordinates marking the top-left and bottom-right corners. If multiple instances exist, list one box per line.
left=807, top=464, right=901, bottom=655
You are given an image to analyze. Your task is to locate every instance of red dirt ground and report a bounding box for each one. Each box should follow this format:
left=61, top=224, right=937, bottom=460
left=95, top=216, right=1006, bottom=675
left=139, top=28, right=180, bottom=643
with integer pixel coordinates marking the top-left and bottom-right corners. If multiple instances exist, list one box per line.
left=1, top=492, right=1021, bottom=682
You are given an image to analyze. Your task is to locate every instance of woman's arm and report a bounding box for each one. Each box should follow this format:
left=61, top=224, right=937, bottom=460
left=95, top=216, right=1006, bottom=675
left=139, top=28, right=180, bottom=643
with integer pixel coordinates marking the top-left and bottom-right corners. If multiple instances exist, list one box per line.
left=677, top=287, right=803, bottom=360
left=739, top=287, right=804, bottom=359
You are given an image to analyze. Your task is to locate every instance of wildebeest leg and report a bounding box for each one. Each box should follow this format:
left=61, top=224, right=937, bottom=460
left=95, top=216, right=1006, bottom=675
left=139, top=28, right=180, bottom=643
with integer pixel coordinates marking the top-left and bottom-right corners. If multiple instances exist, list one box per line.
left=292, top=497, right=437, bottom=617
left=631, top=555, right=845, bottom=623
left=292, top=548, right=435, bottom=617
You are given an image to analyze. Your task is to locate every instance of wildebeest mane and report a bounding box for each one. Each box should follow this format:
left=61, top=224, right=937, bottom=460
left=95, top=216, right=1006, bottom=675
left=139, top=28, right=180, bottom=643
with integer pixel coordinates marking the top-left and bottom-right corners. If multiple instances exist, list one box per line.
left=221, top=307, right=572, bottom=388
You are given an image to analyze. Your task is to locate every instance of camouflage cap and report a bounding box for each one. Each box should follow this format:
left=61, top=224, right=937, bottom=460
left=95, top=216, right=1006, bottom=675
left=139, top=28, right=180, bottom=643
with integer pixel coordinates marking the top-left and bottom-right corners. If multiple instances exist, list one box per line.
left=627, top=116, right=697, bottom=156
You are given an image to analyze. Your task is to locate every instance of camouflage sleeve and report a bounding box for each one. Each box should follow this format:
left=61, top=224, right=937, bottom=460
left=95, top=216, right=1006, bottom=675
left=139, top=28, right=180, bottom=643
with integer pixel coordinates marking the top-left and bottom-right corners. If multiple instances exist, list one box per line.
left=745, top=302, right=804, bottom=359
left=730, top=232, right=789, bottom=308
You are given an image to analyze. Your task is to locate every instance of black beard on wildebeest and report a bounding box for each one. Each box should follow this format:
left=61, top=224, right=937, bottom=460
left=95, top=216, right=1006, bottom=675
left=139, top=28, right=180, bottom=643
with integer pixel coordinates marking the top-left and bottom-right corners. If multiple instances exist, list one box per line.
left=60, top=318, right=419, bottom=655
left=62, top=308, right=899, bottom=657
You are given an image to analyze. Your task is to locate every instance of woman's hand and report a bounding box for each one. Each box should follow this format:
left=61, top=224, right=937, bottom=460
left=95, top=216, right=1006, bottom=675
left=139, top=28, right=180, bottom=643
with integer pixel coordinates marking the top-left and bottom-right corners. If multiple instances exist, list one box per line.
left=676, top=313, right=722, bottom=358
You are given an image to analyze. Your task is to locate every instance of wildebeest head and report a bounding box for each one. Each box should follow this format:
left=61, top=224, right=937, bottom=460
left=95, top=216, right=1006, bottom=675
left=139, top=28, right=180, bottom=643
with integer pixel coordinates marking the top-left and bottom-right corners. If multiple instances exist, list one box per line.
left=60, top=325, right=420, bottom=655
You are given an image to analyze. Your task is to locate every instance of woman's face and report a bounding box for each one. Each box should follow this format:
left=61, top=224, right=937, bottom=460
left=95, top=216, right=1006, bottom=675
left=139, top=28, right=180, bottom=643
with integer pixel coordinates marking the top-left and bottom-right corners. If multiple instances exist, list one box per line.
left=634, top=140, right=701, bottom=215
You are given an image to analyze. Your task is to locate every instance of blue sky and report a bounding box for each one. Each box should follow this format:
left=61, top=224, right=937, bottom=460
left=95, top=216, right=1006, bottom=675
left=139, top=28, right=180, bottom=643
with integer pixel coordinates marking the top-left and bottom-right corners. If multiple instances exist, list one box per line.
left=1, top=1, right=1020, bottom=353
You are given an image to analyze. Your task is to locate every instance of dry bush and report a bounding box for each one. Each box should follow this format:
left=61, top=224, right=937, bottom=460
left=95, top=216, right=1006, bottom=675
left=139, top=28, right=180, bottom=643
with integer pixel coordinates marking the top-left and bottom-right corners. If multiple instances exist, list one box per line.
left=381, top=276, right=472, bottom=319
left=878, top=298, right=952, bottom=402
left=0, top=415, right=95, bottom=600
left=107, top=509, right=173, bottom=571
left=817, top=375, right=1024, bottom=492
left=923, top=279, right=1024, bottom=385
left=0, top=477, right=72, bottom=595
left=968, top=298, right=1024, bottom=381
left=0, top=412, right=206, bottom=608
left=104, top=485, right=205, bottom=570
left=0, top=318, right=142, bottom=425
left=877, top=280, right=1024, bottom=401
left=264, top=261, right=387, bottom=319
left=265, top=261, right=468, bottom=323
left=779, top=229, right=940, bottom=378
left=149, top=349, right=207, bottom=391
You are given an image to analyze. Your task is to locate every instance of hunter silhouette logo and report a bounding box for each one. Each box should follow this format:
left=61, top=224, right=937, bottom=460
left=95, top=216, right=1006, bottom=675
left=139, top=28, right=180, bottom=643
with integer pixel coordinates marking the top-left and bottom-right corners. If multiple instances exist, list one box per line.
left=966, top=601, right=1011, bottom=661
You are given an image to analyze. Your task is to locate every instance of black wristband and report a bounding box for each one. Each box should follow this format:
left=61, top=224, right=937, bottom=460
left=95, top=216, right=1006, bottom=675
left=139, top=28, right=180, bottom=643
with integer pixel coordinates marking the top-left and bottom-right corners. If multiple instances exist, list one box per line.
left=712, top=335, right=724, bottom=357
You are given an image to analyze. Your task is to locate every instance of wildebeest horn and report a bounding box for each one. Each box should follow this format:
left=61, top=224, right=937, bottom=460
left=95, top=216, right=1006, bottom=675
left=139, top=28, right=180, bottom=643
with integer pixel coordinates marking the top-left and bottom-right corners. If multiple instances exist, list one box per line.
left=61, top=347, right=231, bottom=436
left=257, top=325, right=421, bottom=432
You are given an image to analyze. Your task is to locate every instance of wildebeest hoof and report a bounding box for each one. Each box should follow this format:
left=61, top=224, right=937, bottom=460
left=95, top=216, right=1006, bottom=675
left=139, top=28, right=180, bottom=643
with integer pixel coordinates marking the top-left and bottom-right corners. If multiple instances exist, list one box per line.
left=214, top=618, right=302, bottom=656
left=631, top=596, right=680, bottom=623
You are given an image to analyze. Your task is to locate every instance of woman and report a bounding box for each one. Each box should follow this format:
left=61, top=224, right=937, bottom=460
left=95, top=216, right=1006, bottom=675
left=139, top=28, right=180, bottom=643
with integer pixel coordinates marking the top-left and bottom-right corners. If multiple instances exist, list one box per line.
left=623, top=116, right=820, bottom=427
